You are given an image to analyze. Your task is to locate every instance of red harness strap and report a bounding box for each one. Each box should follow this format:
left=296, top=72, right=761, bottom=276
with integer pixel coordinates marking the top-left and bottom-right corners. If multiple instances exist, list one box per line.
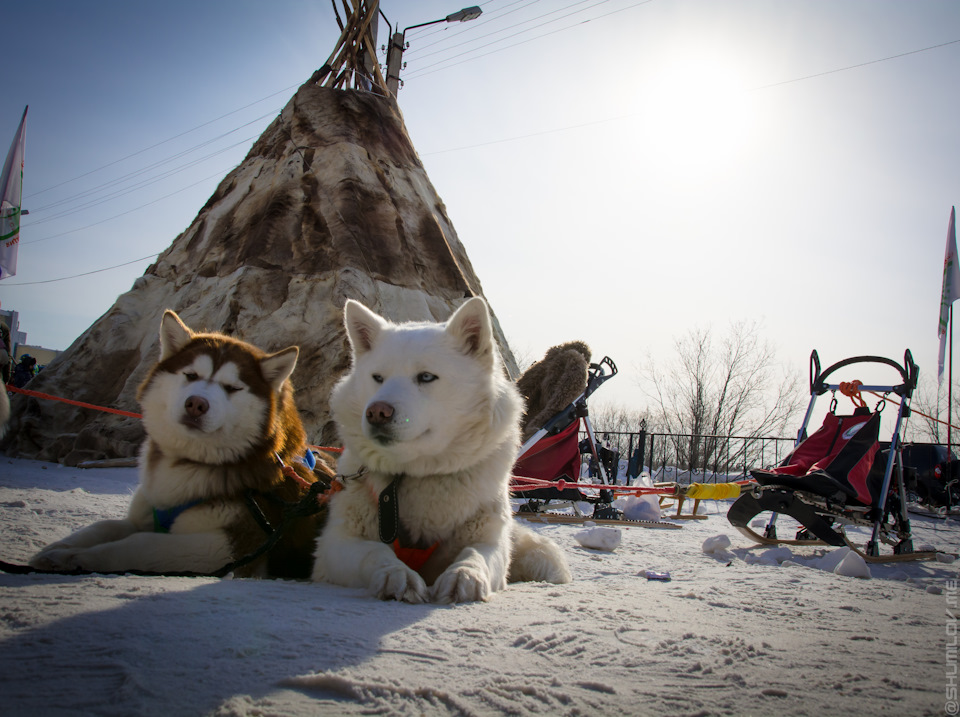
left=392, top=539, right=440, bottom=571
left=376, top=474, right=441, bottom=571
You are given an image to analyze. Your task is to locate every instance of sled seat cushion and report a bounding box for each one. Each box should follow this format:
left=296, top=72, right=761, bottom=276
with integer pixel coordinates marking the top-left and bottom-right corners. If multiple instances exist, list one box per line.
left=750, top=468, right=864, bottom=505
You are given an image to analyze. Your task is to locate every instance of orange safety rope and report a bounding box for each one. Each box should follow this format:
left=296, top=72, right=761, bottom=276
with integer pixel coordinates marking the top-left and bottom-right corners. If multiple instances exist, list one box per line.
left=862, top=388, right=960, bottom=432
left=5, top=383, right=344, bottom=454
left=7, top=384, right=143, bottom=419
left=838, top=380, right=867, bottom=408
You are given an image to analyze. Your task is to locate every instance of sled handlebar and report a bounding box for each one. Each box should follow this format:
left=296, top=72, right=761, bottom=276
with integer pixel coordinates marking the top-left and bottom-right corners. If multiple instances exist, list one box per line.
left=584, top=356, right=617, bottom=399
left=809, top=349, right=918, bottom=399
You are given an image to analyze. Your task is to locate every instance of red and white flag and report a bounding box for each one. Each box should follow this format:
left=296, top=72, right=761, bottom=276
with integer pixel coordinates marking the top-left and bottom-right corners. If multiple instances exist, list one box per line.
left=938, top=206, right=960, bottom=384
left=0, top=106, right=27, bottom=280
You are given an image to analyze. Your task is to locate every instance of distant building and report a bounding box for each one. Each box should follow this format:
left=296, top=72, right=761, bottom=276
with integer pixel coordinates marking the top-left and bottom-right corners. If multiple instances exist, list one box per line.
left=1, top=309, right=62, bottom=367
left=0, top=309, right=26, bottom=354
left=14, top=344, right=61, bottom=367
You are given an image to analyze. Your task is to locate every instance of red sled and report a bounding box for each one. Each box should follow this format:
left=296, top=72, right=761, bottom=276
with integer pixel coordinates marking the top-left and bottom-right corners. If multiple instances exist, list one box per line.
left=728, top=350, right=928, bottom=561
left=750, top=408, right=881, bottom=507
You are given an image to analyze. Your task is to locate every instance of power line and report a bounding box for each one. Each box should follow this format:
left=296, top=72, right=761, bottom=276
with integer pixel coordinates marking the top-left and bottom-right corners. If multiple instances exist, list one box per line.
left=406, top=0, right=652, bottom=79
left=420, top=34, right=960, bottom=156
left=26, top=132, right=261, bottom=229
left=749, top=38, right=960, bottom=91
left=27, top=110, right=278, bottom=220
left=404, top=0, right=545, bottom=57
left=27, top=85, right=298, bottom=199
left=403, top=0, right=537, bottom=48
left=407, top=0, right=612, bottom=68
left=0, top=253, right=159, bottom=286
left=22, top=164, right=235, bottom=245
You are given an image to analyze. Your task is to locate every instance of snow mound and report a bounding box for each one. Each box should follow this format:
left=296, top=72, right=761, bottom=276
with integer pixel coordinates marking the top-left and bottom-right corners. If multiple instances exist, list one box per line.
left=617, top=494, right=661, bottom=522
left=833, top=550, right=872, bottom=579
left=814, top=547, right=852, bottom=573
left=701, top=534, right=731, bottom=554
left=574, top=527, right=622, bottom=551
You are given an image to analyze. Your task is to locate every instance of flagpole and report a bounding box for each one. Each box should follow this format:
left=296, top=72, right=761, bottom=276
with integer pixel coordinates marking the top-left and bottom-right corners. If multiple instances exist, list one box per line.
left=941, top=205, right=960, bottom=451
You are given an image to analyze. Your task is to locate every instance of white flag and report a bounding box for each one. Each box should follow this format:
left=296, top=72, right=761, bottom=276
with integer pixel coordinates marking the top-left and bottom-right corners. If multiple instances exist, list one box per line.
left=938, top=205, right=960, bottom=383
left=0, top=106, right=27, bottom=280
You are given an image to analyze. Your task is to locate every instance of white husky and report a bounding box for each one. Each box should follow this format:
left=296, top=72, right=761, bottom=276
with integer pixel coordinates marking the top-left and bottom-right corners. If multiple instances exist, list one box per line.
left=312, top=297, right=571, bottom=603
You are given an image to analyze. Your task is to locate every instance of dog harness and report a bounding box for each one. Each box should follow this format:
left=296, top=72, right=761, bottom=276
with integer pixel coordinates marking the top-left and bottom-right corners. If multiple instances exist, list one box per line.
left=152, top=451, right=326, bottom=536
left=152, top=499, right=205, bottom=533
left=378, top=475, right=440, bottom=571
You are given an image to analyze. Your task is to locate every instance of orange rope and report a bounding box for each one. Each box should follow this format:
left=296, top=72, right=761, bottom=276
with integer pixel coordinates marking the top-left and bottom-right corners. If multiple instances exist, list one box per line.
left=839, top=380, right=866, bottom=408
left=7, top=384, right=143, bottom=419
left=863, top=388, right=960, bottom=432
left=6, top=383, right=345, bottom=453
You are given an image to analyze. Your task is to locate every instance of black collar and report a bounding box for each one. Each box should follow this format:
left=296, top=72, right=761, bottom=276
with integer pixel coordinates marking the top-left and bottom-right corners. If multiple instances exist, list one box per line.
left=378, top=474, right=404, bottom=543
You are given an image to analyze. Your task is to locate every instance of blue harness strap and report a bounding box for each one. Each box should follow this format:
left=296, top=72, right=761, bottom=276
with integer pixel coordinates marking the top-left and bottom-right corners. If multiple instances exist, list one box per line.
left=153, top=499, right=205, bottom=533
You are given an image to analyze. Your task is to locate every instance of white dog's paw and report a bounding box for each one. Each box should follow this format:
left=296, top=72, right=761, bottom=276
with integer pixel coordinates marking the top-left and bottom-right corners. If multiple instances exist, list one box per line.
left=430, top=564, right=492, bottom=604
left=28, top=547, right=85, bottom=571
left=371, top=563, right=429, bottom=603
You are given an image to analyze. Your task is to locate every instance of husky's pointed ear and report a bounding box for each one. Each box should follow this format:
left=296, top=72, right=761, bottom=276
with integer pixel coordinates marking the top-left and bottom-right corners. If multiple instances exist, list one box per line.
left=260, top=346, right=299, bottom=393
left=159, top=310, right=194, bottom=361
left=343, top=300, right=386, bottom=356
left=446, top=297, right=494, bottom=363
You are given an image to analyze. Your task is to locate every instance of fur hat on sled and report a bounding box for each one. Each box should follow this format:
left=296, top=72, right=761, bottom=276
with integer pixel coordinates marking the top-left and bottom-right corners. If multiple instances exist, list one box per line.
left=516, top=341, right=591, bottom=441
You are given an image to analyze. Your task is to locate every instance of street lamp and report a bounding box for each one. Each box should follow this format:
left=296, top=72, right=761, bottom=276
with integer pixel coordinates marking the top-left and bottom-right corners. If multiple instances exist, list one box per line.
left=383, top=6, right=482, bottom=96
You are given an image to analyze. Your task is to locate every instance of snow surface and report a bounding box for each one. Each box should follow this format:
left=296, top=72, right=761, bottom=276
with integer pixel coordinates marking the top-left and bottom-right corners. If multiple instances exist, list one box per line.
left=1, top=456, right=957, bottom=716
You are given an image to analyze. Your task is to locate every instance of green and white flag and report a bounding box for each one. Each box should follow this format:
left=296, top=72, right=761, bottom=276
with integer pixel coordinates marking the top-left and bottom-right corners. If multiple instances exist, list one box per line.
left=0, top=106, right=27, bottom=280
left=938, top=205, right=960, bottom=384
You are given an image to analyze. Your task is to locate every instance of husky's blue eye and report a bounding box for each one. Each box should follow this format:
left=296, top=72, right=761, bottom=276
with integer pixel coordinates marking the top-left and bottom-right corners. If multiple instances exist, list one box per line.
left=417, top=372, right=438, bottom=384
left=184, top=372, right=200, bottom=382
left=372, top=374, right=384, bottom=384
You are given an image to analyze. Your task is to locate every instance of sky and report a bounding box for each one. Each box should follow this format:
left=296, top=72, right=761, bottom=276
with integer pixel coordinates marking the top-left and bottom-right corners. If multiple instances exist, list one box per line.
left=2, top=0, right=960, bottom=431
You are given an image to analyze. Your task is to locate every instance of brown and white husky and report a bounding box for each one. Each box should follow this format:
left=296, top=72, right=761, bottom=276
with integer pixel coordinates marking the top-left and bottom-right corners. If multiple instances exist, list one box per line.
left=30, top=310, right=333, bottom=578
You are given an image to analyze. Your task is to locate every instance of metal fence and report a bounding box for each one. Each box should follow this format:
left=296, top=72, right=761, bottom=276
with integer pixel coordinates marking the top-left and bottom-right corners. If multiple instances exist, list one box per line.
left=586, top=429, right=798, bottom=485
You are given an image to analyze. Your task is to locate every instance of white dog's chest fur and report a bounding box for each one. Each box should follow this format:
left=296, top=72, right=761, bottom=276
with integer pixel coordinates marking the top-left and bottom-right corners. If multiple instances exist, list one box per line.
left=345, top=469, right=509, bottom=545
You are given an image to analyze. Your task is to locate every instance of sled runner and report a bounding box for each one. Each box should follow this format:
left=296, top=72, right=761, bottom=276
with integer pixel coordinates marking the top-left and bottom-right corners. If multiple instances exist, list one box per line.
left=727, top=350, right=935, bottom=562
left=512, top=356, right=626, bottom=520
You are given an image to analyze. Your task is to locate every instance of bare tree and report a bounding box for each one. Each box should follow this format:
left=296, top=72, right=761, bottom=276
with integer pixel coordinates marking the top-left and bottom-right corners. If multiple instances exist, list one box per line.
left=639, top=321, right=803, bottom=473
left=589, top=403, right=650, bottom=435
left=908, top=374, right=960, bottom=445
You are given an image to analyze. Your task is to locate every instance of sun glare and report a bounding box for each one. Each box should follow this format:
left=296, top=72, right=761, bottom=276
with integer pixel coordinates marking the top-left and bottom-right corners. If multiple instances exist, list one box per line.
left=632, top=51, right=758, bottom=177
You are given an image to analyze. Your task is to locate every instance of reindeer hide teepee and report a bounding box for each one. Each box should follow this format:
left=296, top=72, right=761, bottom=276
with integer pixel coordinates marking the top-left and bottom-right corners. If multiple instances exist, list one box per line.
left=3, top=3, right=517, bottom=464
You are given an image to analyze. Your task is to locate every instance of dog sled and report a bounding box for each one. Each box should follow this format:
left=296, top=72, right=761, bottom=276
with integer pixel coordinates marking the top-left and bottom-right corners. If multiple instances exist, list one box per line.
left=512, top=356, right=629, bottom=521
left=727, top=349, right=936, bottom=562
left=511, top=348, right=745, bottom=527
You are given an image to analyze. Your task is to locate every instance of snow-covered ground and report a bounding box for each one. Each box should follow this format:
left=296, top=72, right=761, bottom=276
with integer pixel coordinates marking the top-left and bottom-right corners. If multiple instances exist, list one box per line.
left=0, top=455, right=957, bottom=716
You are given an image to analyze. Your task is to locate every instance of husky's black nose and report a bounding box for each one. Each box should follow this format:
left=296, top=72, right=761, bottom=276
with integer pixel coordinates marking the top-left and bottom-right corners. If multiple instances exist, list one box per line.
left=184, top=396, right=209, bottom=418
left=366, top=401, right=394, bottom=426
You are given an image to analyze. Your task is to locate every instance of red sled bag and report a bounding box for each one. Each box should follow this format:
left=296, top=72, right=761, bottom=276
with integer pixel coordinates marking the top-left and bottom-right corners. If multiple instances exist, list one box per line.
left=513, top=420, right=586, bottom=501
left=751, top=409, right=881, bottom=506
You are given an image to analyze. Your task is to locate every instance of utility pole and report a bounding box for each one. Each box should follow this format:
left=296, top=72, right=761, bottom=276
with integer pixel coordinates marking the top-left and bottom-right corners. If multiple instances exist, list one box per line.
left=384, top=6, right=482, bottom=97
left=385, top=30, right=405, bottom=96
